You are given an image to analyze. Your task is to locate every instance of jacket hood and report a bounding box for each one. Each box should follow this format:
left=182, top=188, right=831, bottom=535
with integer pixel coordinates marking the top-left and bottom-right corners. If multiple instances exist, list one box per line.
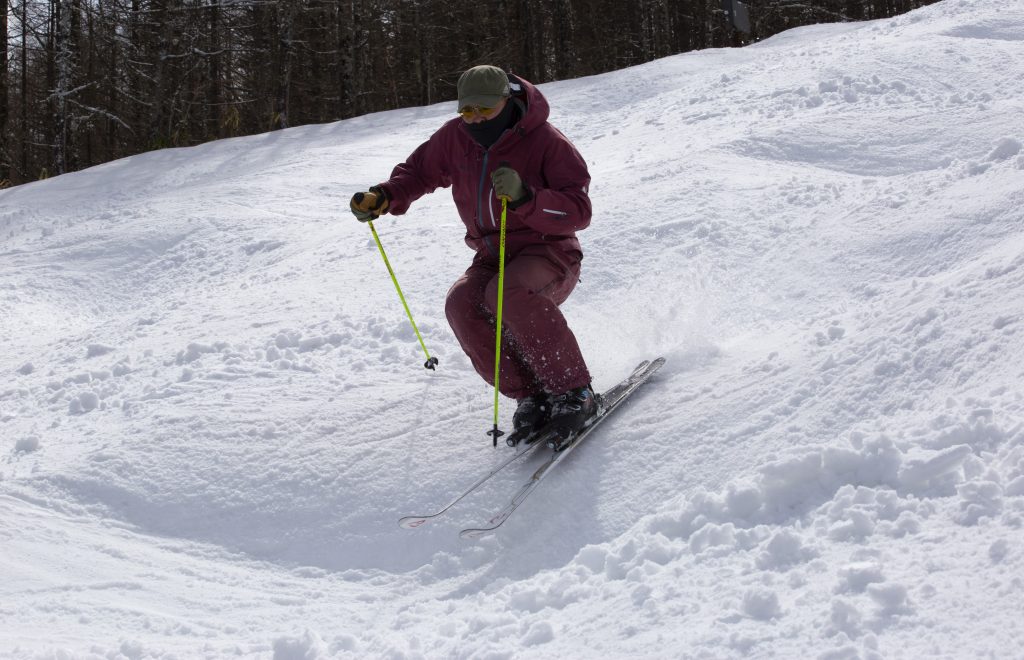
left=507, top=74, right=550, bottom=136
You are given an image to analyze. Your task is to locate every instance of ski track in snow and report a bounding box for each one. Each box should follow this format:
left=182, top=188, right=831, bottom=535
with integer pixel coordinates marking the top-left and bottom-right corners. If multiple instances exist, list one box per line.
left=2, top=0, right=1024, bottom=657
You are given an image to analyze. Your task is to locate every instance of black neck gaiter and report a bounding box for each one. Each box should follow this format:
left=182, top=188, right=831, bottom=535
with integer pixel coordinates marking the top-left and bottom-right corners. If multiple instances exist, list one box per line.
left=465, top=99, right=519, bottom=149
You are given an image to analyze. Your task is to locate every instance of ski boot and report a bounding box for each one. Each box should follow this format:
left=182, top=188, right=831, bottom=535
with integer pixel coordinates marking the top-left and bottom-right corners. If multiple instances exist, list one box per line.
left=505, top=393, right=553, bottom=447
left=544, top=384, right=598, bottom=450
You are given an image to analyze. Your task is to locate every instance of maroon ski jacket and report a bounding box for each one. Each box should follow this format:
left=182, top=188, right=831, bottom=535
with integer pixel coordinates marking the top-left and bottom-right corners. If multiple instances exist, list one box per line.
left=376, top=75, right=592, bottom=263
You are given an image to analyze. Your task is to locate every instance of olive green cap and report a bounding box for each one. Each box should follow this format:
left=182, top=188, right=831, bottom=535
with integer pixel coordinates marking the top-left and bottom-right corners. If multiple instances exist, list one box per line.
left=457, top=65, right=510, bottom=109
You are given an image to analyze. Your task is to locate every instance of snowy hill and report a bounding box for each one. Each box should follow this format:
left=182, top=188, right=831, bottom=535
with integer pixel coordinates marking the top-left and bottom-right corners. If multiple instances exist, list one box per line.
left=2, top=0, right=1023, bottom=657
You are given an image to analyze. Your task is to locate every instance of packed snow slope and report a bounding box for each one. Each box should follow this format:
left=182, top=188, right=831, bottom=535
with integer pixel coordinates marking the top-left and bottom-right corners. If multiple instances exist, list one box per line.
left=2, top=0, right=1023, bottom=657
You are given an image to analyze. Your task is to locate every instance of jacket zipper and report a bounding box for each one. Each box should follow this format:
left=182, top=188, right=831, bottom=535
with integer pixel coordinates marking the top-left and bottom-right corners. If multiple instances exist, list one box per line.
left=472, top=123, right=518, bottom=258
left=477, top=150, right=498, bottom=257
left=476, top=150, right=490, bottom=235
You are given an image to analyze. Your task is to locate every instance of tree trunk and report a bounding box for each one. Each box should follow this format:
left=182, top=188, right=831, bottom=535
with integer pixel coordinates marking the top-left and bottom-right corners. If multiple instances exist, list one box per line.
left=150, top=0, right=170, bottom=147
left=272, top=1, right=295, bottom=130
left=207, top=0, right=222, bottom=139
left=19, top=0, right=29, bottom=180
left=53, top=0, right=71, bottom=175
left=335, top=0, right=352, bottom=118
left=1, top=0, right=9, bottom=183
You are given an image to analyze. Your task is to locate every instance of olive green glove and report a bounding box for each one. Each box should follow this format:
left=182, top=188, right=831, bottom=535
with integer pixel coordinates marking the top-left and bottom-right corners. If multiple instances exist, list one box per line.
left=490, top=166, right=527, bottom=205
left=350, top=187, right=389, bottom=222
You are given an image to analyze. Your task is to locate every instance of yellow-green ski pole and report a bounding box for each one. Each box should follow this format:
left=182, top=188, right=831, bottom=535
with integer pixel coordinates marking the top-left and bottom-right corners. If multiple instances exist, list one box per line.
left=367, top=217, right=438, bottom=371
left=487, top=197, right=510, bottom=446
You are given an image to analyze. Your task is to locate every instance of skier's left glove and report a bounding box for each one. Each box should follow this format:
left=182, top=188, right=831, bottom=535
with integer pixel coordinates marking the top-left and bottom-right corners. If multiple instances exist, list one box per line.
left=350, top=186, right=389, bottom=222
left=491, top=167, right=530, bottom=208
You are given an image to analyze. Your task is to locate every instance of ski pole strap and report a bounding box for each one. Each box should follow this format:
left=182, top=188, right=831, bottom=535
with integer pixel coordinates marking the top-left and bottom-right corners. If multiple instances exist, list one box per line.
left=367, top=220, right=438, bottom=370
left=487, top=197, right=510, bottom=446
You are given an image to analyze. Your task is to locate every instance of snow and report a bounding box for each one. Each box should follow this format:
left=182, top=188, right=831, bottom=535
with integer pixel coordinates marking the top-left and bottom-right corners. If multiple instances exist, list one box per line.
left=1, top=0, right=1023, bottom=657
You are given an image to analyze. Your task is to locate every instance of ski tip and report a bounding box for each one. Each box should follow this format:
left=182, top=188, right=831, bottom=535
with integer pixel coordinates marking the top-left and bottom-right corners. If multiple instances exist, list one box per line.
left=398, top=516, right=431, bottom=529
left=631, top=357, right=666, bottom=379
left=459, top=528, right=493, bottom=540
left=629, top=357, right=665, bottom=377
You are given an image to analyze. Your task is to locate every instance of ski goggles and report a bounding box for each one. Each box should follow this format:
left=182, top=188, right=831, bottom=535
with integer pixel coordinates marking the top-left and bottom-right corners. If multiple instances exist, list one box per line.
left=458, top=104, right=497, bottom=119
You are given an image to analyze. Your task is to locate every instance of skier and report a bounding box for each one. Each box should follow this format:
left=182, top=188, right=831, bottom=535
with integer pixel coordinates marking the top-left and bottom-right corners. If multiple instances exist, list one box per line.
left=350, top=65, right=596, bottom=440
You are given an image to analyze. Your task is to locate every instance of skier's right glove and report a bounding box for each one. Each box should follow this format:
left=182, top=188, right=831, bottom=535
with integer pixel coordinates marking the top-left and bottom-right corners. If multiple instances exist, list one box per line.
left=350, top=187, right=389, bottom=222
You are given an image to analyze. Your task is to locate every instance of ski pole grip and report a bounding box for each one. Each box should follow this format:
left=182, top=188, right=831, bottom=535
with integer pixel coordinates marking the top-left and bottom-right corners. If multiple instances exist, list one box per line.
left=354, top=191, right=381, bottom=207
left=495, top=161, right=512, bottom=201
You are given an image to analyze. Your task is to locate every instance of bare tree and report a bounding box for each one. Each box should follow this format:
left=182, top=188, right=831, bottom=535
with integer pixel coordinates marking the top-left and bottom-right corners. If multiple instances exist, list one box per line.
left=1, top=0, right=9, bottom=184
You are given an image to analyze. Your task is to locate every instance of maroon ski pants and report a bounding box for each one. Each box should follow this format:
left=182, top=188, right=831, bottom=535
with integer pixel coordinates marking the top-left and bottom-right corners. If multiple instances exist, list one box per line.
left=445, top=243, right=591, bottom=401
